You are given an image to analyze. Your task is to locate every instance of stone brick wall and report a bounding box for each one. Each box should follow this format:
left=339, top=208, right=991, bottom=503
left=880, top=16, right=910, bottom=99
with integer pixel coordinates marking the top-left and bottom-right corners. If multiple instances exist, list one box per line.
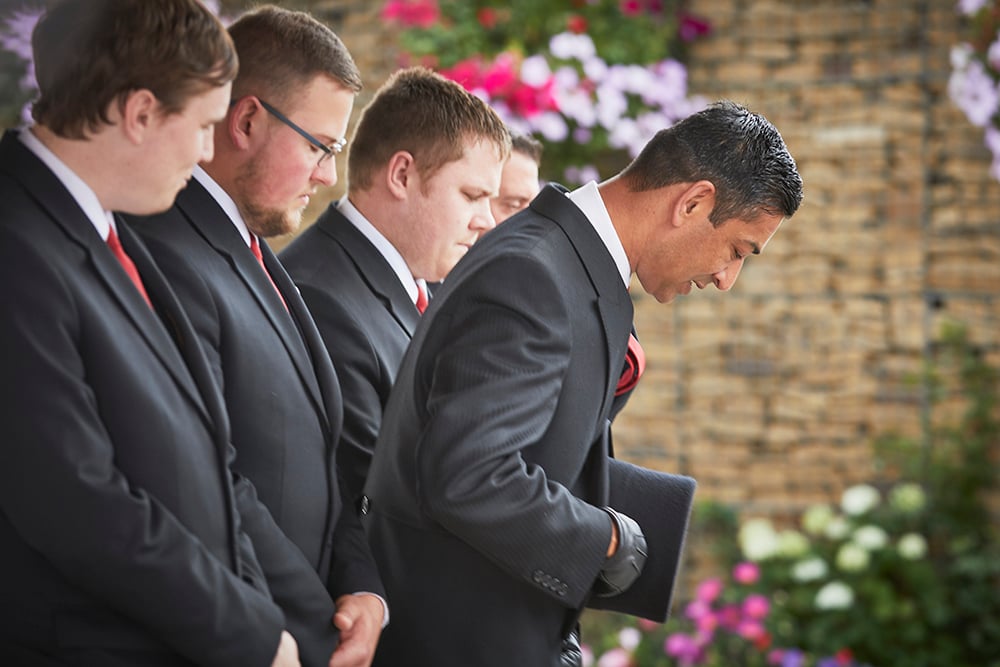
left=270, top=0, right=1000, bottom=520
left=9, top=0, right=990, bottom=535
left=260, top=0, right=999, bottom=534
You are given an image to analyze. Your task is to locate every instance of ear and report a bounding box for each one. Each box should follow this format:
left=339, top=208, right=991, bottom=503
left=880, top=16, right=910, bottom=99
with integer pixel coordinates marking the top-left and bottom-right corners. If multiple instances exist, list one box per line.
left=227, top=96, right=262, bottom=151
left=118, top=88, right=160, bottom=145
left=674, top=180, right=716, bottom=226
left=385, top=150, right=416, bottom=200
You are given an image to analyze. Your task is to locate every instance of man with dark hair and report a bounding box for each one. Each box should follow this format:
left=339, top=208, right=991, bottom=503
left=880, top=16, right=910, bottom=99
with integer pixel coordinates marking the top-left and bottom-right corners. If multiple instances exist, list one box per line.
left=490, top=128, right=543, bottom=222
left=280, top=66, right=510, bottom=512
left=363, top=100, right=804, bottom=666
left=125, top=6, right=382, bottom=667
left=0, top=1, right=299, bottom=665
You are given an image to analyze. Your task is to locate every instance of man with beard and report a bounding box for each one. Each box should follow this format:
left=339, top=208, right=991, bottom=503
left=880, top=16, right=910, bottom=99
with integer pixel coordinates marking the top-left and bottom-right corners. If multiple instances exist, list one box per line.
left=125, top=7, right=384, bottom=667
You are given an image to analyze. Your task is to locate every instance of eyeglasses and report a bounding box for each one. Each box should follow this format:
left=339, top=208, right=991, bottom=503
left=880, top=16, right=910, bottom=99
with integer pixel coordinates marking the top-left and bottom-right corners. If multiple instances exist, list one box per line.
left=257, top=98, right=346, bottom=168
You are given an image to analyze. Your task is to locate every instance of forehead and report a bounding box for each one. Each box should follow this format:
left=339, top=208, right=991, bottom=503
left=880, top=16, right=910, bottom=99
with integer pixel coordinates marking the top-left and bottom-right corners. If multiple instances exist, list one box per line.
left=428, top=138, right=504, bottom=188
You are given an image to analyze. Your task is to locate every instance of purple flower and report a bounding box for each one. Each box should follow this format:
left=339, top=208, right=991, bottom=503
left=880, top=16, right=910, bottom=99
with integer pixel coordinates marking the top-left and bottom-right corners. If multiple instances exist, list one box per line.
left=781, top=649, right=806, bottom=667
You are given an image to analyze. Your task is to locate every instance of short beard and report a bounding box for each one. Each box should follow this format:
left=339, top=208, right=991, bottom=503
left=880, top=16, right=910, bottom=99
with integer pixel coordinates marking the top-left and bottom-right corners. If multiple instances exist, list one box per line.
left=233, top=160, right=304, bottom=239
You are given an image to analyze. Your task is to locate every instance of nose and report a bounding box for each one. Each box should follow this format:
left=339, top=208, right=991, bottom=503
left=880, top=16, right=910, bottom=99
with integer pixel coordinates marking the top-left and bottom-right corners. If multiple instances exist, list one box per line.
left=472, top=201, right=497, bottom=233
left=312, top=157, right=337, bottom=187
left=713, top=258, right=745, bottom=291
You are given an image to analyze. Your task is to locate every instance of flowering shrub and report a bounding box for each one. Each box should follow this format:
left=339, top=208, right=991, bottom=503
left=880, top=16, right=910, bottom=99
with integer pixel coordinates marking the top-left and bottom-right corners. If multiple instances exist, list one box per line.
left=380, top=0, right=710, bottom=184
left=949, top=0, right=1000, bottom=180
left=582, top=324, right=1000, bottom=667
left=582, top=561, right=867, bottom=667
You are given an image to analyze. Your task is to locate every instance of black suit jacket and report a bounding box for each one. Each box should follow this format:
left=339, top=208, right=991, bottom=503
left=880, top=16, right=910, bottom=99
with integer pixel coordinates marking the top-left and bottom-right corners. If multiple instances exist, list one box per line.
left=0, top=130, right=285, bottom=665
left=362, top=185, right=695, bottom=666
left=279, top=204, right=420, bottom=509
left=125, top=180, right=383, bottom=666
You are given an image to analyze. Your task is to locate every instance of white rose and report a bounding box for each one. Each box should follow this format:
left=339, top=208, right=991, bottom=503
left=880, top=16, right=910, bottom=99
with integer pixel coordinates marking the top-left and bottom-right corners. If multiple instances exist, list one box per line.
left=792, top=557, right=829, bottom=582
left=852, top=525, right=889, bottom=551
left=836, top=543, right=870, bottom=572
left=841, top=484, right=880, bottom=516
left=815, top=581, right=854, bottom=610
left=897, top=533, right=928, bottom=560
left=739, top=518, right=779, bottom=561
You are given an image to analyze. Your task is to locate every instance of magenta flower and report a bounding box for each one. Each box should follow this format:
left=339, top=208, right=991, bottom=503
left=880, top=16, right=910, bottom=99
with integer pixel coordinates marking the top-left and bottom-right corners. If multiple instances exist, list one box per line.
left=619, top=0, right=643, bottom=16
left=381, top=0, right=439, bottom=28
left=733, top=561, right=761, bottom=585
left=695, top=577, right=723, bottom=603
left=678, top=13, right=712, bottom=42
left=717, top=603, right=743, bottom=631
left=742, top=593, right=770, bottom=619
left=736, top=619, right=767, bottom=641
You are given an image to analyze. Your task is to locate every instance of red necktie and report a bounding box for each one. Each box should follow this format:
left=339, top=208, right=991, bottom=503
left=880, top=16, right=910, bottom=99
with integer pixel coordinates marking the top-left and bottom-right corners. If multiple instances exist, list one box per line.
left=249, top=234, right=288, bottom=311
left=415, top=282, right=428, bottom=314
left=615, top=333, right=645, bottom=396
left=106, top=226, right=152, bottom=309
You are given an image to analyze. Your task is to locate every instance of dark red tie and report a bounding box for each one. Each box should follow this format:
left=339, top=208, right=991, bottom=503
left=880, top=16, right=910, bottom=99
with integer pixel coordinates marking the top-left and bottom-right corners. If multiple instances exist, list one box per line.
left=615, top=333, right=645, bottom=396
left=106, top=226, right=152, bottom=309
left=249, top=234, right=287, bottom=311
left=415, top=282, right=428, bottom=314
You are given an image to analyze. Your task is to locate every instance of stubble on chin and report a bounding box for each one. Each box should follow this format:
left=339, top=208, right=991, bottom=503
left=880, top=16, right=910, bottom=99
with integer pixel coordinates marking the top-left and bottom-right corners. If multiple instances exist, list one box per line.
left=233, top=164, right=302, bottom=239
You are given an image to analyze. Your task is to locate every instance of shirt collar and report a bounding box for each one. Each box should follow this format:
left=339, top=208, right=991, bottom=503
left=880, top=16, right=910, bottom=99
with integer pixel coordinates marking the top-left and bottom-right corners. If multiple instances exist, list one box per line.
left=338, top=197, right=423, bottom=304
left=19, top=127, right=116, bottom=240
left=566, top=181, right=631, bottom=287
left=193, top=165, right=254, bottom=248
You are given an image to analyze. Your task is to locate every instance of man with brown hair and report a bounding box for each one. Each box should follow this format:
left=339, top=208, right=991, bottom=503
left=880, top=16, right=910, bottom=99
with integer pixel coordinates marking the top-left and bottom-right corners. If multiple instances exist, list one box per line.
left=280, top=66, right=510, bottom=513
left=363, top=100, right=803, bottom=665
left=491, top=129, right=544, bottom=222
left=0, top=1, right=299, bottom=665
left=126, top=6, right=383, bottom=667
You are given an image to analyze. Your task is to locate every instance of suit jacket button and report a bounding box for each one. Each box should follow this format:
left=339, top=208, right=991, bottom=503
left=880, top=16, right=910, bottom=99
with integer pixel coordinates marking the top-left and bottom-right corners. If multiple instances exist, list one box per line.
left=360, top=495, right=370, bottom=515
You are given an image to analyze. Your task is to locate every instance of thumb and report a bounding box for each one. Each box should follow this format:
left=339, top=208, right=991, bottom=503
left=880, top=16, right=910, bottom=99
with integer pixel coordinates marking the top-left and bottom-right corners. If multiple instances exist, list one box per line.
left=333, top=608, right=355, bottom=632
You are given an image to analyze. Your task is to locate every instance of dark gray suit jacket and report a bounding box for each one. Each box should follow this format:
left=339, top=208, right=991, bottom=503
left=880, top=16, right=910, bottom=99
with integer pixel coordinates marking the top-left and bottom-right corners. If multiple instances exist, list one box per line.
left=125, top=179, right=383, bottom=667
left=0, top=130, right=284, bottom=666
left=279, top=203, right=420, bottom=510
left=363, top=185, right=695, bottom=666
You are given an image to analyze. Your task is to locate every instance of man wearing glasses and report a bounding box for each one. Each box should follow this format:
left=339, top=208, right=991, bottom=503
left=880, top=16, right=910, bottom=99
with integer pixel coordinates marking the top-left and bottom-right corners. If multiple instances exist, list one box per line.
left=124, top=7, right=385, bottom=667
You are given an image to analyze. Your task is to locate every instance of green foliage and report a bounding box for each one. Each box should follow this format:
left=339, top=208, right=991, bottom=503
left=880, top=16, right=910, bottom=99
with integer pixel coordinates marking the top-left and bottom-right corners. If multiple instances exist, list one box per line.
left=583, top=322, right=1000, bottom=666
left=393, top=0, right=688, bottom=69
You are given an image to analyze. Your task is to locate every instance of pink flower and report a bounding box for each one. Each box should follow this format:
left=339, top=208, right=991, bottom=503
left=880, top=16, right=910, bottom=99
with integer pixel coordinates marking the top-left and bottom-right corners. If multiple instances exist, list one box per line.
left=737, top=619, right=766, bottom=641
left=717, top=603, right=742, bottom=631
left=678, top=12, right=712, bottom=42
left=685, top=598, right=711, bottom=621
left=381, top=0, right=440, bottom=28
left=694, top=610, right=718, bottom=634
left=695, top=577, right=723, bottom=603
left=732, top=561, right=760, bottom=585
left=596, top=647, right=632, bottom=667
left=481, top=54, right=518, bottom=96
left=636, top=618, right=660, bottom=631
left=743, top=593, right=770, bottom=619
left=619, top=0, right=643, bottom=16
left=438, top=57, right=484, bottom=90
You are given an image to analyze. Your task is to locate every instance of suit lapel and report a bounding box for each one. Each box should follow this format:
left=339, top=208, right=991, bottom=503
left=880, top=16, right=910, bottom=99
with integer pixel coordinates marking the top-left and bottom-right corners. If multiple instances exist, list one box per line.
left=316, top=206, right=421, bottom=336
left=0, top=133, right=214, bottom=425
left=175, top=182, right=328, bottom=423
left=531, top=185, right=634, bottom=417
